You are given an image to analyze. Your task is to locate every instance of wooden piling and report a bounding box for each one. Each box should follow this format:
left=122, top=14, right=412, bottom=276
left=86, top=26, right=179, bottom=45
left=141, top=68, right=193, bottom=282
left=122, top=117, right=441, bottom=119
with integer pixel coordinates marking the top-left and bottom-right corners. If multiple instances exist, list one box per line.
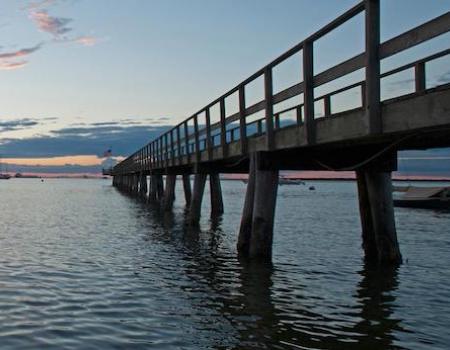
left=163, top=175, right=177, bottom=211
left=149, top=175, right=158, bottom=201
left=356, top=169, right=378, bottom=262
left=364, top=171, right=402, bottom=264
left=209, top=173, right=224, bottom=216
left=188, top=173, right=207, bottom=225
left=182, top=174, right=192, bottom=206
left=156, top=174, right=164, bottom=201
left=249, top=155, right=279, bottom=260
left=237, top=153, right=256, bottom=256
left=140, top=173, right=148, bottom=198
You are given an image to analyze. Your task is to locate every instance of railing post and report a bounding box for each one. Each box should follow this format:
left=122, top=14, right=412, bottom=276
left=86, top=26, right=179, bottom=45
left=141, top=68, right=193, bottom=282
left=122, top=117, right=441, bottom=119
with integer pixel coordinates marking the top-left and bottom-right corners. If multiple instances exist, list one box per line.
left=365, top=0, right=381, bottom=134
left=164, top=133, right=169, bottom=168
left=194, top=115, right=200, bottom=163
left=264, top=68, right=275, bottom=150
left=205, top=108, right=213, bottom=161
left=220, top=98, right=228, bottom=158
left=150, top=142, right=155, bottom=170
left=303, top=40, right=315, bottom=144
left=257, top=120, right=263, bottom=134
left=176, top=125, right=181, bottom=166
left=415, top=62, right=426, bottom=92
left=238, top=85, right=247, bottom=154
left=324, top=95, right=331, bottom=117
left=159, top=137, right=164, bottom=169
left=170, top=129, right=175, bottom=166
left=184, top=121, right=190, bottom=164
left=296, top=106, right=302, bottom=125
left=147, top=143, right=153, bottom=171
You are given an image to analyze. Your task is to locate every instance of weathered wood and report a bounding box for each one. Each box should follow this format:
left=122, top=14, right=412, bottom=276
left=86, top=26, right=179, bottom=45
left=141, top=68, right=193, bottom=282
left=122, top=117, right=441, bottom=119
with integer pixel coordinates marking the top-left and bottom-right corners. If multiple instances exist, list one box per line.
left=380, top=12, right=450, bottom=60
left=239, top=85, right=247, bottom=154
left=140, top=173, right=148, bottom=198
left=205, top=108, right=213, bottom=161
left=415, top=62, right=426, bottom=92
left=156, top=174, right=164, bottom=201
left=324, top=95, right=331, bottom=117
left=182, top=174, right=192, bottom=205
left=188, top=173, right=207, bottom=225
left=273, top=82, right=303, bottom=105
left=193, top=115, right=200, bottom=163
left=209, top=173, right=224, bottom=216
left=237, top=153, right=256, bottom=256
left=219, top=99, right=228, bottom=158
left=163, top=174, right=176, bottom=211
left=184, top=121, right=190, bottom=163
left=365, top=0, right=381, bottom=134
left=303, top=40, right=315, bottom=144
left=365, top=171, right=402, bottom=264
left=356, top=170, right=378, bottom=262
left=264, top=68, right=275, bottom=150
left=249, top=156, right=279, bottom=260
left=149, top=175, right=158, bottom=201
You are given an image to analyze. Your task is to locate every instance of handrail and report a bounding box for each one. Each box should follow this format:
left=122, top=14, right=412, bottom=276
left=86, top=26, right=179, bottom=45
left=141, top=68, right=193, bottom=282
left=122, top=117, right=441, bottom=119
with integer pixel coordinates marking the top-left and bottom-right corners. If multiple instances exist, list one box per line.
left=112, top=2, right=450, bottom=175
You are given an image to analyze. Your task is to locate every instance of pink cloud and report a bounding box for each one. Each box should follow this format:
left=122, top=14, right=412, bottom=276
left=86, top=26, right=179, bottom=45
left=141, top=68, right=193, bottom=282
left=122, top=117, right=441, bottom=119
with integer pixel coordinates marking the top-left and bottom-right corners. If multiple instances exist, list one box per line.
left=0, top=61, right=28, bottom=71
left=0, top=44, right=42, bottom=71
left=29, top=10, right=72, bottom=38
left=0, top=43, right=42, bottom=59
left=74, top=35, right=98, bottom=47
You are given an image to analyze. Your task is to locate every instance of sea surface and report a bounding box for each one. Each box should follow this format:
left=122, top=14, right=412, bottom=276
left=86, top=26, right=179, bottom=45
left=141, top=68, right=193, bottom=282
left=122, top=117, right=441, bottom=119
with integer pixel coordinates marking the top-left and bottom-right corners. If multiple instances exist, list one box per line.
left=0, top=178, right=449, bottom=350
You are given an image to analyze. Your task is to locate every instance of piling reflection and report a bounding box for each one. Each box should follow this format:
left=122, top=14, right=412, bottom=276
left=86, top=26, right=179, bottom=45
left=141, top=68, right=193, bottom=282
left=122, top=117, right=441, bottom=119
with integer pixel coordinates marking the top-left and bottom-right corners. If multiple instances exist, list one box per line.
left=352, top=264, right=404, bottom=350
left=119, top=190, right=406, bottom=350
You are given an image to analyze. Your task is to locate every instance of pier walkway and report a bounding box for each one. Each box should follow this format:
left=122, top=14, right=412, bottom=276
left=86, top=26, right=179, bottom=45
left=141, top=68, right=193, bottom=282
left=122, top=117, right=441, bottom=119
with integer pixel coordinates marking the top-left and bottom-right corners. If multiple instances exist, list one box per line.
left=110, top=1, right=450, bottom=265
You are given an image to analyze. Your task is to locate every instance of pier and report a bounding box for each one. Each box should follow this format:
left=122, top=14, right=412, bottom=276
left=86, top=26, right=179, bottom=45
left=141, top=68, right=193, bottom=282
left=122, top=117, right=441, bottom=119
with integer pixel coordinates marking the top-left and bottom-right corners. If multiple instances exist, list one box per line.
left=110, top=0, right=450, bottom=265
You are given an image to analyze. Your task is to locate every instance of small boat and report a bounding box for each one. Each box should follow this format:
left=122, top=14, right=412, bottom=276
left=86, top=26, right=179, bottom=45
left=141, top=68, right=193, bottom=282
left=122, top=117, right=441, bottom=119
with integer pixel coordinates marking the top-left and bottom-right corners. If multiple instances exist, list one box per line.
left=393, top=186, right=450, bottom=209
left=279, top=178, right=305, bottom=185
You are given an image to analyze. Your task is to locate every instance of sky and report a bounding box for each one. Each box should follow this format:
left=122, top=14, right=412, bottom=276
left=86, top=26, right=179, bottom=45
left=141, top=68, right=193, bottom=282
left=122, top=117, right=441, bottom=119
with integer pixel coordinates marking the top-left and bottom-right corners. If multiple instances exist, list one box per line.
left=0, top=0, right=449, bottom=175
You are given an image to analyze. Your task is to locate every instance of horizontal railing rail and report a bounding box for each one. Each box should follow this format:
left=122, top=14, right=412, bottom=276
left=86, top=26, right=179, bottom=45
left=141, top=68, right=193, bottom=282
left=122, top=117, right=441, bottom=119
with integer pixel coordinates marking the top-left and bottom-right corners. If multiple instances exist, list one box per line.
left=112, top=1, right=450, bottom=175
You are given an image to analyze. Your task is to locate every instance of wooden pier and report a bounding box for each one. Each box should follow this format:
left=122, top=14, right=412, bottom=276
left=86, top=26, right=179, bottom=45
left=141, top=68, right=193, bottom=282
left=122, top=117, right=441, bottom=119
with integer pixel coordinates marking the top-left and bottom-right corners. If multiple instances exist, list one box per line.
left=110, top=0, right=450, bottom=265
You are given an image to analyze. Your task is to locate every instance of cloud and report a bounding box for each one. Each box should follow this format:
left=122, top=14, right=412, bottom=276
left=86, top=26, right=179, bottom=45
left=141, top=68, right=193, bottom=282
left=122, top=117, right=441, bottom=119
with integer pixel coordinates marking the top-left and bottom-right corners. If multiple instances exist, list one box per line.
left=0, top=61, right=28, bottom=71
left=27, top=2, right=98, bottom=47
left=0, top=123, right=173, bottom=158
left=0, top=118, right=40, bottom=132
left=0, top=43, right=43, bottom=71
left=29, top=10, right=72, bottom=39
left=74, top=35, right=97, bottom=47
left=0, top=43, right=43, bottom=59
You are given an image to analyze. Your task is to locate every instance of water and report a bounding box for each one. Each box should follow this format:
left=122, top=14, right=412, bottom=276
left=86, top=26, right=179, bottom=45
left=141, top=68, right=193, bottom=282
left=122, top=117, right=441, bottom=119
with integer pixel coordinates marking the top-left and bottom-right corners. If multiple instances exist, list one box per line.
left=0, top=178, right=449, bottom=349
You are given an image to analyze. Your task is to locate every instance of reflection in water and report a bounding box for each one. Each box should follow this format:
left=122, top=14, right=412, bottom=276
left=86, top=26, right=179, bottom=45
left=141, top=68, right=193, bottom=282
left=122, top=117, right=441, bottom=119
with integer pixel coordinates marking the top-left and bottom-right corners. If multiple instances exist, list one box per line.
left=353, top=265, right=404, bottom=350
left=131, top=193, right=406, bottom=350
left=1, top=179, right=448, bottom=349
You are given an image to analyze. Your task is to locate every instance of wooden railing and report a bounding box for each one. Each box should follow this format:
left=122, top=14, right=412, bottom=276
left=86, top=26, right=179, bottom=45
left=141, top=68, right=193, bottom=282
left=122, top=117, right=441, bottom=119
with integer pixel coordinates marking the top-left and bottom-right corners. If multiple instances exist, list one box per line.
left=112, top=1, right=450, bottom=175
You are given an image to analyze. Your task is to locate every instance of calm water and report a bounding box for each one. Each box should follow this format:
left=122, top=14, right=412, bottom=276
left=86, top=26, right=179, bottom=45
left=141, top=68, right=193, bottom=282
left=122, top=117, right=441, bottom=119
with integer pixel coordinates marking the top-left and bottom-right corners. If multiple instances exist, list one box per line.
left=0, top=178, right=449, bottom=349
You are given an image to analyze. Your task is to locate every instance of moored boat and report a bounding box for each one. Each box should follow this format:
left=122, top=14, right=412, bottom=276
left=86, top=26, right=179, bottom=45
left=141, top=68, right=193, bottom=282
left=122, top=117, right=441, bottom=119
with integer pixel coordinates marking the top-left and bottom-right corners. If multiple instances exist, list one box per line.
left=393, top=186, right=450, bottom=209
